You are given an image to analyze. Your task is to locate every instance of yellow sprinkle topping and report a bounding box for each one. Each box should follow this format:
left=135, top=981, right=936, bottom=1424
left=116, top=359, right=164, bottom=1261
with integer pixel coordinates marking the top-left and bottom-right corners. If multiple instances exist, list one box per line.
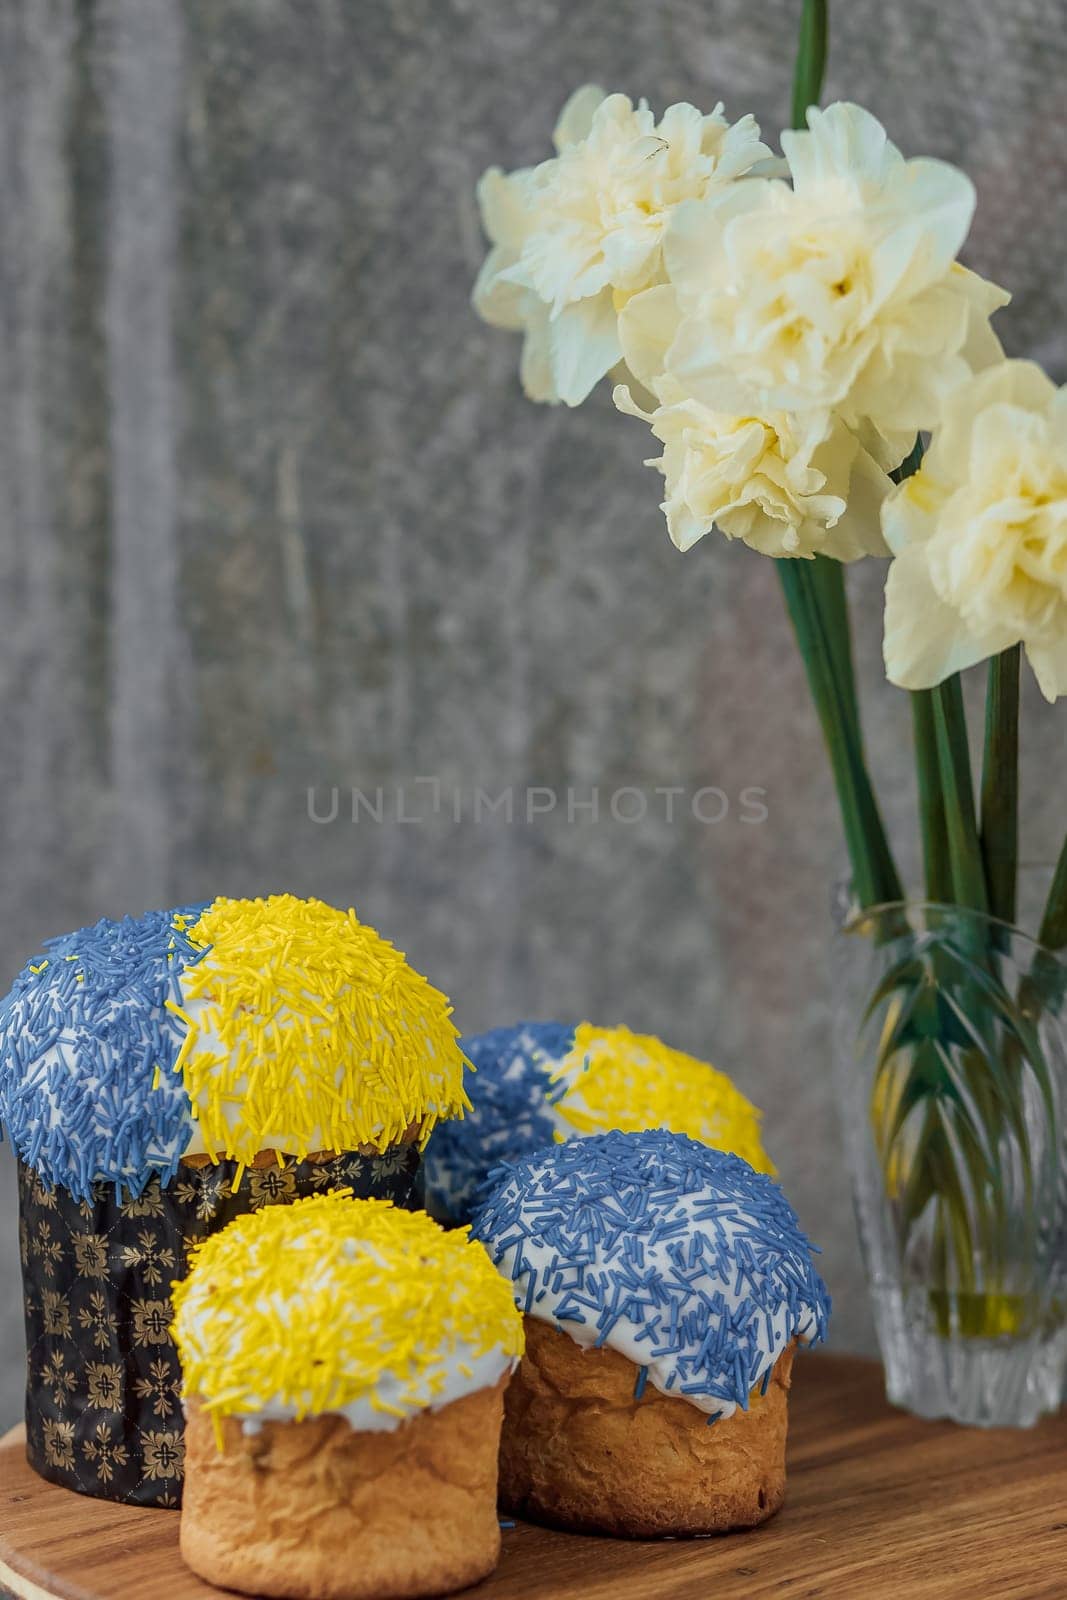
left=172, top=894, right=469, bottom=1165
left=550, top=1023, right=774, bottom=1174
left=171, top=1192, right=524, bottom=1425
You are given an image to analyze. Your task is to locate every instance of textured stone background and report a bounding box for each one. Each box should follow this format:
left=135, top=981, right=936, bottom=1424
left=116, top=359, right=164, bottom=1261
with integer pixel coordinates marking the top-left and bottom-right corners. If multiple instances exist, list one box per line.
left=0, top=0, right=1065, bottom=1425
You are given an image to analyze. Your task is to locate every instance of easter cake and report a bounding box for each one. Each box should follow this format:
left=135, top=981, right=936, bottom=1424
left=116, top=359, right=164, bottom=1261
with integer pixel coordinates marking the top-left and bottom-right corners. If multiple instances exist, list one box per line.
left=172, top=1192, right=524, bottom=1600
left=424, top=1019, right=771, bottom=1223
left=0, top=893, right=467, bottom=1505
left=471, top=1127, right=829, bottom=1536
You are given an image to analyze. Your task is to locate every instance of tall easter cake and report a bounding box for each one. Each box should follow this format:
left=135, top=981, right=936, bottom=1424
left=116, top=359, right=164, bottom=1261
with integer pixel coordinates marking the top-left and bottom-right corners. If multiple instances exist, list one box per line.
left=0, top=893, right=467, bottom=1506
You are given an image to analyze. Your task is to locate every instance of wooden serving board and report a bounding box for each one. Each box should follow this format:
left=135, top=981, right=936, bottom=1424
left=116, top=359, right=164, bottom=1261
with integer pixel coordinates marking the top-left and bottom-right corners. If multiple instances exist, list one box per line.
left=1, top=1354, right=1065, bottom=1600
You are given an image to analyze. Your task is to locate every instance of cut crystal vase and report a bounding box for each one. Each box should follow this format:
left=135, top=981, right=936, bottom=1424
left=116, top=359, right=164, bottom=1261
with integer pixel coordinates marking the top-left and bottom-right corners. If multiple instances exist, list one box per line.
left=833, top=898, right=1067, bottom=1427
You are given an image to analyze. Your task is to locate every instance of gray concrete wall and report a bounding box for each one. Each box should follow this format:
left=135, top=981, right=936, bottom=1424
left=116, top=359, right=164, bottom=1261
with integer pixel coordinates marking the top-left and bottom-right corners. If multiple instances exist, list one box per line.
left=1, top=0, right=1065, bottom=1426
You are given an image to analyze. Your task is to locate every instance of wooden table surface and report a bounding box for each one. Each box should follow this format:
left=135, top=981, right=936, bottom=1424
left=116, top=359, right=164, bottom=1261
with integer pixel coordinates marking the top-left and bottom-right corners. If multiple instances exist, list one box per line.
left=1, top=1354, right=1064, bottom=1600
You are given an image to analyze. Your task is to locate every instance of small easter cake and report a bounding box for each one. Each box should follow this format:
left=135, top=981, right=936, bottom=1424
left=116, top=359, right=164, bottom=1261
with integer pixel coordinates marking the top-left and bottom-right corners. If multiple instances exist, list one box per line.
left=172, top=1192, right=524, bottom=1600
left=471, top=1128, right=829, bottom=1537
left=424, top=1020, right=771, bottom=1223
left=0, top=893, right=467, bottom=1506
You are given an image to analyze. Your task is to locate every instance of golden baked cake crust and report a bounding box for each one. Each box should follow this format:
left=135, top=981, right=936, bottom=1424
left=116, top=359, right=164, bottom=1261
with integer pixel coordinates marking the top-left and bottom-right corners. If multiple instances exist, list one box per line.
left=181, top=1382, right=508, bottom=1600
left=499, top=1317, right=794, bottom=1538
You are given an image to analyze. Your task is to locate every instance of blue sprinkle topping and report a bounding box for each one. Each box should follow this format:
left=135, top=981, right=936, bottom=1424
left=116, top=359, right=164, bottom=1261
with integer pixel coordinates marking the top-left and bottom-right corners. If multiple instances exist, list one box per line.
left=470, top=1129, right=830, bottom=1415
left=0, top=905, right=209, bottom=1201
left=422, top=1021, right=574, bottom=1222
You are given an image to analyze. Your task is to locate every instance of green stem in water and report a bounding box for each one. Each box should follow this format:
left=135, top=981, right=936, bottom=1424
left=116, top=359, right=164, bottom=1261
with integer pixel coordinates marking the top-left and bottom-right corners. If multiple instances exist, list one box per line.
left=791, top=0, right=829, bottom=129
left=980, top=645, right=1021, bottom=926
left=1038, top=832, right=1067, bottom=953
left=932, top=676, right=988, bottom=914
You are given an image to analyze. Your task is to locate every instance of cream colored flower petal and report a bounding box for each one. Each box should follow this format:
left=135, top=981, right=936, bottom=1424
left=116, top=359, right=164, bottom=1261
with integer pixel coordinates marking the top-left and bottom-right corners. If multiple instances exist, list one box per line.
left=960, top=312, right=1006, bottom=378
left=1027, top=635, right=1067, bottom=703
left=853, top=414, right=913, bottom=475
left=665, top=489, right=715, bottom=553
left=930, top=359, right=1056, bottom=479
left=876, top=159, right=976, bottom=296
left=953, top=266, right=1011, bottom=372
left=475, top=166, right=536, bottom=255
left=662, top=314, right=766, bottom=415
left=746, top=154, right=790, bottom=179
left=786, top=106, right=975, bottom=294
left=663, top=186, right=767, bottom=312
left=600, top=214, right=668, bottom=295
left=817, top=436, right=892, bottom=561
left=609, top=362, right=658, bottom=413
left=612, top=382, right=653, bottom=424
left=881, top=471, right=944, bottom=558
left=505, top=220, right=611, bottom=314
left=967, top=406, right=1051, bottom=491
left=841, top=280, right=972, bottom=439
left=519, top=301, right=557, bottom=403
left=974, top=358, right=1057, bottom=412
left=656, top=99, right=711, bottom=154
left=783, top=102, right=896, bottom=193
left=472, top=244, right=528, bottom=330
left=552, top=84, right=608, bottom=151
left=710, top=112, right=775, bottom=181
left=549, top=291, right=621, bottom=406
left=472, top=165, right=539, bottom=329
left=723, top=491, right=846, bottom=559
left=616, top=284, right=682, bottom=391
left=883, top=545, right=1014, bottom=689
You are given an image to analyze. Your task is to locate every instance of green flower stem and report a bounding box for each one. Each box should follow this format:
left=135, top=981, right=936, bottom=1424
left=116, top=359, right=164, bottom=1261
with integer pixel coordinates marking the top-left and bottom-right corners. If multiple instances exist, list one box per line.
left=930, top=683, right=979, bottom=904
left=932, top=676, right=988, bottom=914
left=785, top=0, right=903, bottom=913
left=893, top=439, right=955, bottom=908
left=811, top=555, right=861, bottom=738
left=791, top=0, right=829, bottom=129
left=892, top=435, right=926, bottom=483
left=911, top=689, right=952, bottom=903
left=980, top=645, right=1021, bottom=927
left=779, top=559, right=903, bottom=909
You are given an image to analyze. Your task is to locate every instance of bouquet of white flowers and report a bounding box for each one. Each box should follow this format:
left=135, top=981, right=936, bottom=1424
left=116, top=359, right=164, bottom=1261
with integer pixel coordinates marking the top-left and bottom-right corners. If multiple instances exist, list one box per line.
left=472, top=0, right=1067, bottom=1426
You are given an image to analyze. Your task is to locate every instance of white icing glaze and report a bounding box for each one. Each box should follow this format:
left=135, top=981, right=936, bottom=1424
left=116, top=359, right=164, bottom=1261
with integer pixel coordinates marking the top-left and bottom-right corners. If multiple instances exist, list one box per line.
left=486, top=1188, right=823, bottom=1421
left=236, top=1344, right=516, bottom=1435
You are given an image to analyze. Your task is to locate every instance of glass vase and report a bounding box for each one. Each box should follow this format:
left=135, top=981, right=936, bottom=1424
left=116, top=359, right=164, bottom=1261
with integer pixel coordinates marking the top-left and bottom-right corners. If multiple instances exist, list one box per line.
left=833, top=898, right=1067, bottom=1427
